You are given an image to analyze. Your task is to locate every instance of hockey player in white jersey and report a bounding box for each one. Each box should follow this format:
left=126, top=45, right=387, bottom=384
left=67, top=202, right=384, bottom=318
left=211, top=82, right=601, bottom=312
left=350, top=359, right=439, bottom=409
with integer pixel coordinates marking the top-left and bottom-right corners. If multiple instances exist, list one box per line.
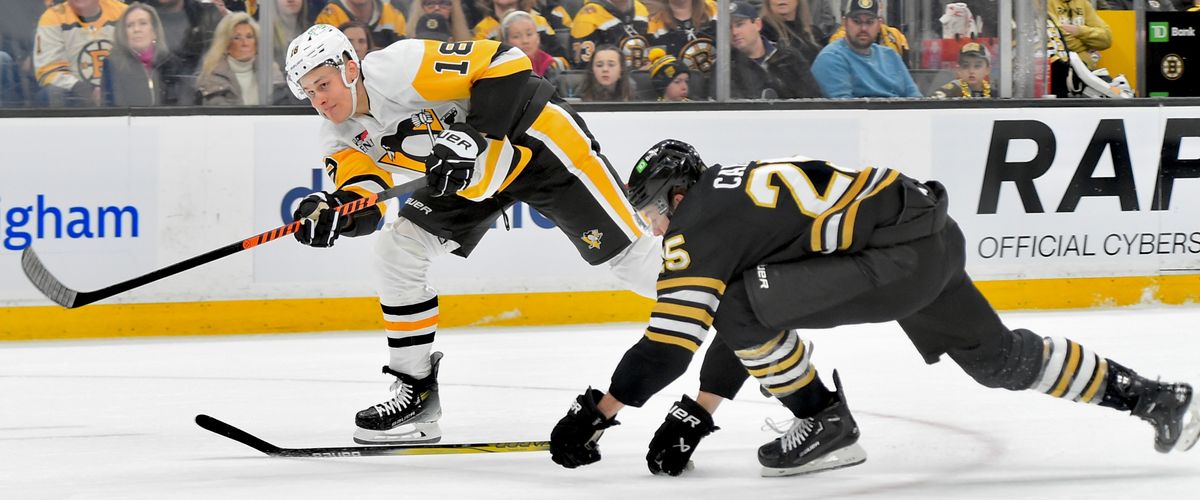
left=284, top=25, right=661, bottom=444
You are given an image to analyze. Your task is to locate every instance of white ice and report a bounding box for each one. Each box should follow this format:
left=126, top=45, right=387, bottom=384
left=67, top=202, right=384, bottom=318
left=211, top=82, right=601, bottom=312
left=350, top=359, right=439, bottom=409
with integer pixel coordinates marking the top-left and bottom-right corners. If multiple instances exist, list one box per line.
left=2, top=306, right=1199, bottom=499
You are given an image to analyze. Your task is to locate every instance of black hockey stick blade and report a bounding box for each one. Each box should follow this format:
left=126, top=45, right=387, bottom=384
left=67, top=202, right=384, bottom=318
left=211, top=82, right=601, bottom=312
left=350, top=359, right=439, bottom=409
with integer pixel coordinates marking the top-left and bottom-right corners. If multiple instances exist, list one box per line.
left=195, top=414, right=550, bottom=457
left=20, top=177, right=425, bottom=309
left=21, top=247, right=80, bottom=308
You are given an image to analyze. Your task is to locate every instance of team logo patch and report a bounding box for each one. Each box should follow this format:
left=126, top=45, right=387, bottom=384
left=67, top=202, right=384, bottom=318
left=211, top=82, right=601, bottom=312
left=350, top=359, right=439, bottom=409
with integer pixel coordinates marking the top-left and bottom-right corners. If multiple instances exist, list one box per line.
left=858, top=0, right=872, bottom=8
left=353, top=130, right=374, bottom=152
left=581, top=229, right=604, bottom=249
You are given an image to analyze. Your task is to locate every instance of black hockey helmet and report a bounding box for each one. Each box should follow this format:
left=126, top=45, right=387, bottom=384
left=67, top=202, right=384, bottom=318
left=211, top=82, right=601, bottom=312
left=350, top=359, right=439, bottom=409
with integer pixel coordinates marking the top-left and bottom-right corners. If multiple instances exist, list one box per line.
left=627, top=139, right=706, bottom=215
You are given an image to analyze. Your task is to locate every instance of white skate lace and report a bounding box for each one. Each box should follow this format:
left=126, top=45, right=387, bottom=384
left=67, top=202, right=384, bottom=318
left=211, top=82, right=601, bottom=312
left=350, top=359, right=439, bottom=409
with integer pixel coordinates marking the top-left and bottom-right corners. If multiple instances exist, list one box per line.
left=374, top=379, right=415, bottom=416
left=763, top=416, right=817, bottom=453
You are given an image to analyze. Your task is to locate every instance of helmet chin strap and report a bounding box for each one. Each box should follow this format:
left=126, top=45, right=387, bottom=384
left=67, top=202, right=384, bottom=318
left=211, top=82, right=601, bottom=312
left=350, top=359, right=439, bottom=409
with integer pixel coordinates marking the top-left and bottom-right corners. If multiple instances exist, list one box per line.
left=340, top=61, right=360, bottom=120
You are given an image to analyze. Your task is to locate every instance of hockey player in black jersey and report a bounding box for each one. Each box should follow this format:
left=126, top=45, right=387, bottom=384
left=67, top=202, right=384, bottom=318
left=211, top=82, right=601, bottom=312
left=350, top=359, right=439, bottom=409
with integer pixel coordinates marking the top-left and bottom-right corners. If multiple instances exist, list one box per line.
left=549, top=139, right=1200, bottom=477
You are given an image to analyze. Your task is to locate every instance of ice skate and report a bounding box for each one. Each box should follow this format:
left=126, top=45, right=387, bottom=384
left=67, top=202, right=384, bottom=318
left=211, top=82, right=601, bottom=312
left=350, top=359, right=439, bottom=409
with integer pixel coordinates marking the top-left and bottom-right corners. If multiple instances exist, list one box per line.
left=758, top=370, right=866, bottom=477
left=353, top=352, right=443, bottom=445
left=1127, top=377, right=1198, bottom=453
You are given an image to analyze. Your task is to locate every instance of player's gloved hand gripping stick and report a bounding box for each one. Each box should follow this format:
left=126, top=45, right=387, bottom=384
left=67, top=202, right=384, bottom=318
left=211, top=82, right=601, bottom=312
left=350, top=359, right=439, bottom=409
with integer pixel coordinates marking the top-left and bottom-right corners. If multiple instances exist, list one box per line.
left=20, top=177, right=426, bottom=309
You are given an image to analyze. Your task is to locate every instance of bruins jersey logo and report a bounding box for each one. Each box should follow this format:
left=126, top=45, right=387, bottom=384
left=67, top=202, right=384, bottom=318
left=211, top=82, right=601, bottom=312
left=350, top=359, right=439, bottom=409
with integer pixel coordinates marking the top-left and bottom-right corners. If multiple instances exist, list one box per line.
left=77, top=39, right=113, bottom=85
left=680, top=38, right=714, bottom=73
left=620, top=35, right=649, bottom=68
left=377, top=107, right=460, bottom=172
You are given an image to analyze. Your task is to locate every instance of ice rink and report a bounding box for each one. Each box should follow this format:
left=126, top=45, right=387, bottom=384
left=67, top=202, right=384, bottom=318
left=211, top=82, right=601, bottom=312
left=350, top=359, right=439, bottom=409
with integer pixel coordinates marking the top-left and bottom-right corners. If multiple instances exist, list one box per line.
left=3, top=305, right=1199, bottom=499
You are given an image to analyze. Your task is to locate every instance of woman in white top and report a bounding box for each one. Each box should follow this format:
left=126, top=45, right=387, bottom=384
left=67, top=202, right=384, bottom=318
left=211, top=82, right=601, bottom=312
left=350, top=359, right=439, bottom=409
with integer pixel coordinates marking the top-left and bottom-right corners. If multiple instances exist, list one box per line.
left=195, top=12, right=291, bottom=105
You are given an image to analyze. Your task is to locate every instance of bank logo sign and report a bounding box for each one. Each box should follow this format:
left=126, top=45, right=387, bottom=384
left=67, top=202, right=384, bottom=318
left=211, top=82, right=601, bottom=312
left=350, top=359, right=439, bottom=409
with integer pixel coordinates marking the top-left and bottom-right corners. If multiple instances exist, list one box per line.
left=1149, top=22, right=1196, bottom=43
left=1151, top=22, right=1169, bottom=42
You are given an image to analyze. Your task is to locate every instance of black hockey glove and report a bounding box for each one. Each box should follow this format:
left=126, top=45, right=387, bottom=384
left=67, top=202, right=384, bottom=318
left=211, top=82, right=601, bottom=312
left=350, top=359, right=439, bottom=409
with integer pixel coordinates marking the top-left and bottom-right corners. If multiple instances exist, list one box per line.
left=292, top=191, right=346, bottom=247
left=550, top=388, right=619, bottom=469
left=646, top=395, right=717, bottom=476
left=425, top=123, right=485, bottom=197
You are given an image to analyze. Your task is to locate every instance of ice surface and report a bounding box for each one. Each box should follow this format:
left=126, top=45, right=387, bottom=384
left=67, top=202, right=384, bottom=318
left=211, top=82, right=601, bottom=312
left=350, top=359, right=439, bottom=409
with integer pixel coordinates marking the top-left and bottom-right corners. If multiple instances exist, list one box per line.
left=2, top=306, right=1198, bottom=499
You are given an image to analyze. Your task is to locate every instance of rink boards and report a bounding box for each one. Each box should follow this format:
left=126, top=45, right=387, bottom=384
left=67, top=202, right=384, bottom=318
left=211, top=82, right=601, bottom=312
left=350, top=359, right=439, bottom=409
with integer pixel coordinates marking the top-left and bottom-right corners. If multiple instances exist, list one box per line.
left=0, top=104, right=1197, bottom=339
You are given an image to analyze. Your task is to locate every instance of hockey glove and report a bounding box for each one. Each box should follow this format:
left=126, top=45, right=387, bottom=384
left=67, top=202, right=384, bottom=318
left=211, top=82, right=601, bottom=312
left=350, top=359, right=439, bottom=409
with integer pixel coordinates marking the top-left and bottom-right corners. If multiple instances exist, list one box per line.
left=550, top=388, right=619, bottom=469
left=292, top=191, right=346, bottom=247
left=646, top=395, right=717, bottom=476
left=425, top=123, right=485, bottom=197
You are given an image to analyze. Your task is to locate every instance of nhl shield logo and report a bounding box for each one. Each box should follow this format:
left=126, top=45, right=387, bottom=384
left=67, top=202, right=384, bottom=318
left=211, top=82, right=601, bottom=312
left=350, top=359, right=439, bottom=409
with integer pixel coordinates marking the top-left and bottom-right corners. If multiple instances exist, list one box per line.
left=581, top=229, right=604, bottom=249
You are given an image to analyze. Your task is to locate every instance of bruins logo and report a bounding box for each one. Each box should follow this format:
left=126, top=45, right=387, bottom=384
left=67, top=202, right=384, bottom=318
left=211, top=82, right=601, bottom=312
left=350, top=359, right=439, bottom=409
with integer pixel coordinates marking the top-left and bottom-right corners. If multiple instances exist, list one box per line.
left=681, top=38, right=714, bottom=73
left=76, top=39, right=113, bottom=85
left=1161, top=54, right=1184, bottom=81
left=619, top=35, right=649, bottom=68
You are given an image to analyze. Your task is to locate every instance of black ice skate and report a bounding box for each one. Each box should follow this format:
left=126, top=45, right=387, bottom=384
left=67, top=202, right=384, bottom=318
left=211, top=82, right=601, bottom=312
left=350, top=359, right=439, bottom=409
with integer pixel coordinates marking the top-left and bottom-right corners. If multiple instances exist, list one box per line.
left=1127, top=376, right=1199, bottom=453
left=758, top=370, right=866, bottom=477
left=353, top=352, right=443, bottom=445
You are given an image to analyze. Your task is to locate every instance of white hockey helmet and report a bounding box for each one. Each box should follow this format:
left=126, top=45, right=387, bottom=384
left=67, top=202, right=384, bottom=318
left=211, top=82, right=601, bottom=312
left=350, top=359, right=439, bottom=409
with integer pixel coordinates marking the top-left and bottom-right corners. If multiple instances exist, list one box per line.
left=285, top=24, right=360, bottom=100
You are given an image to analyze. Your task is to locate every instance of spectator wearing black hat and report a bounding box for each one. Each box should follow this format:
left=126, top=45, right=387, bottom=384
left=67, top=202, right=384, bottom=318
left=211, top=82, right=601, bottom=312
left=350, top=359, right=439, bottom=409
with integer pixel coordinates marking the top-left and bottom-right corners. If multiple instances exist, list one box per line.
left=727, top=1, right=820, bottom=100
left=648, top=48, right=689, bottom=101
left=414, top=12, right=453, bottom=40
left=828, top=0, right=908, bottom=61
left=810, top=0, right=919, bottom=98
left=405, top=0, right=473, bottom=42
left=930, top=42, right=992, bottom=98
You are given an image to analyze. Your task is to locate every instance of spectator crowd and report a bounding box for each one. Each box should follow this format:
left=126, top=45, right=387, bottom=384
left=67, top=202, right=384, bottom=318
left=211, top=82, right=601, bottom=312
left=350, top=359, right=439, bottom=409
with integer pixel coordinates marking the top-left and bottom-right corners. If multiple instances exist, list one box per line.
left=0, top=0, right=1184, bottom=106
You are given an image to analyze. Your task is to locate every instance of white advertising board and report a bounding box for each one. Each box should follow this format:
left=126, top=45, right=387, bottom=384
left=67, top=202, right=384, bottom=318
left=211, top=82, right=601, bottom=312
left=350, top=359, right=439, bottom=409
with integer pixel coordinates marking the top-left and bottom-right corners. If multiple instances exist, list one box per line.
left=0, top=106, right=1196, bottom=307
left=930, top=108, right=1200, bottom=280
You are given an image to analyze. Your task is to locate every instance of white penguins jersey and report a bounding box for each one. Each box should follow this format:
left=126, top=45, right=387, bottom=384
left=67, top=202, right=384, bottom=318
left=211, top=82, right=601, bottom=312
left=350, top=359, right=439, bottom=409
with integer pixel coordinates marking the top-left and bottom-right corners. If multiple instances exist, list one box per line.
left=316, top=38, right=534, bottom=205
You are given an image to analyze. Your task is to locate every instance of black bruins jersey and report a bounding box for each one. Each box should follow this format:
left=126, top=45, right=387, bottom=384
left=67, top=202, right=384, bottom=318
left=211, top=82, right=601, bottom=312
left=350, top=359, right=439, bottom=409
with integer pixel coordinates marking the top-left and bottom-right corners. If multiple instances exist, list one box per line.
left=643, top=158, right=903, bottom=353
left=569, top=0, right=650, bottom=68
left=648, top=17, right=716, bottom=74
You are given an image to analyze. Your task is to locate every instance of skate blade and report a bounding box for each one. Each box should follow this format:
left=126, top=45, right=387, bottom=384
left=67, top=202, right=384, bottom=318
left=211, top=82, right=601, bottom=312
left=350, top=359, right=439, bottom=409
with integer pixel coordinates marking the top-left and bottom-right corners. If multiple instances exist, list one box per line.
left=1174, top=396, right=1200, bottom=452
left=353, top=422, right=442, bottom=445
left=760, top=443, right=867, bottom=477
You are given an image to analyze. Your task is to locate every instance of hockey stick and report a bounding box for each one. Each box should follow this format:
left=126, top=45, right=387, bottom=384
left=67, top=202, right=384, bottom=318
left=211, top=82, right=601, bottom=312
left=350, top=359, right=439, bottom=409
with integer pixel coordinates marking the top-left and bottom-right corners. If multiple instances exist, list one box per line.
left=195, top=414, right=550, bottom=457
left=20, top=177, right=425, bottom=309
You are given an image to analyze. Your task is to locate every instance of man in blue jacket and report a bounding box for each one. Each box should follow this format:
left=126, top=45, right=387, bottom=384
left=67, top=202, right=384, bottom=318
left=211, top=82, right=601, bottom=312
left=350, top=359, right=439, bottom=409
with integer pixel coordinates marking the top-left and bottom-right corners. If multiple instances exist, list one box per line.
left=810, top=0, right=919, bottom=98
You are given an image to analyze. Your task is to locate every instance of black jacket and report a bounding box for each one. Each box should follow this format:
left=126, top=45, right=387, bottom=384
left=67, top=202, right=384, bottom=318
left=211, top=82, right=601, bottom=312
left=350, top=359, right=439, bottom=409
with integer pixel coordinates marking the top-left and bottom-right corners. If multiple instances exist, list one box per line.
left=729, top=38, right=821, bottom=100
left=147, top=0, right=224, bottom=101
left=101, top=48, right=173, bottom=107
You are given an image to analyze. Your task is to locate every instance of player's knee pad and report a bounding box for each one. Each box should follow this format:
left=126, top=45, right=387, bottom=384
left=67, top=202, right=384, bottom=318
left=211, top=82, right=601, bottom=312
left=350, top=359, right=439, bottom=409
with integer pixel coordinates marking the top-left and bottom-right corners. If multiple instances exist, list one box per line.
left=373, top=219, right=456, bottom=304
left=1027, top=336, right=1110, bottom=403
left=734, top=330, right=817, bottom=398
left=948, top=328, right=1044, bottom=391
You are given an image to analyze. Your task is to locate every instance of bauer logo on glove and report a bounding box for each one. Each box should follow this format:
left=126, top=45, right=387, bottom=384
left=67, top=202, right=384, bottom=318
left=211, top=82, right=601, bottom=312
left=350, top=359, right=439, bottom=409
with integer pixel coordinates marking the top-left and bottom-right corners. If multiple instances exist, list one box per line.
left=425, top=123, right=486, bottom=197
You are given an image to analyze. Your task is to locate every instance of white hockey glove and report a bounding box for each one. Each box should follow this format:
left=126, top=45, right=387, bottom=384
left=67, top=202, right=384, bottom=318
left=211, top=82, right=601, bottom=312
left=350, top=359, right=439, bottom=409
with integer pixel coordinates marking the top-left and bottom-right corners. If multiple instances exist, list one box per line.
left=425, top=123, right=485, bottom=197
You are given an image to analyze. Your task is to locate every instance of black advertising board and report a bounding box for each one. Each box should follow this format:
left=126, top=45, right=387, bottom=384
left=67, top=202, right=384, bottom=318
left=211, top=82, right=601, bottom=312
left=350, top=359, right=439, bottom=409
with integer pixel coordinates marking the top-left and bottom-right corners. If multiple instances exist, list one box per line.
left=1144, top=12, right=1199, bottom=97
